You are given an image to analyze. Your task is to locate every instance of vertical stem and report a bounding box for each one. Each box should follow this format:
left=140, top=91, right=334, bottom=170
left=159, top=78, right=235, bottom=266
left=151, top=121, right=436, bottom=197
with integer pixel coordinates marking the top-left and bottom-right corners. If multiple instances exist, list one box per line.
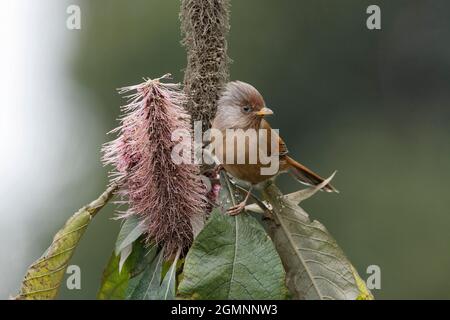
left=180, top=0, right=231, bottom=131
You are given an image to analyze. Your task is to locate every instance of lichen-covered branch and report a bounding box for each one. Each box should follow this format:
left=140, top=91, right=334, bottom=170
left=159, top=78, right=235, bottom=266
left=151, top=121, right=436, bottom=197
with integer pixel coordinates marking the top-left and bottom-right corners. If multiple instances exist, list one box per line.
left=180, top=0, right=231, bottom=130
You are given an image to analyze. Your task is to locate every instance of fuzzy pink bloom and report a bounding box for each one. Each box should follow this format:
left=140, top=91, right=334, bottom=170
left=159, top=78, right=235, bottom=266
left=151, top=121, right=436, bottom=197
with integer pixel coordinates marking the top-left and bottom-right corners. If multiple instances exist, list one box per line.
left=102, top=75, right=207, bottom=256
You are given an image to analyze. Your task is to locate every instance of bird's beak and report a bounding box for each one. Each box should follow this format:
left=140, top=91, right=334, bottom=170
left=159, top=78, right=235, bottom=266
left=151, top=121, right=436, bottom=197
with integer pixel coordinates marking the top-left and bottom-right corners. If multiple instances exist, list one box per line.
left=255, top=107, right=274, bottom=116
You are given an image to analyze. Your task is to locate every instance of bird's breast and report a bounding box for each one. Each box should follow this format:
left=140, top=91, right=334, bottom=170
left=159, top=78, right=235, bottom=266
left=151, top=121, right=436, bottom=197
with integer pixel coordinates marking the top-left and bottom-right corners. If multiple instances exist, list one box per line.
left=211, top=129, right=282, bottom=184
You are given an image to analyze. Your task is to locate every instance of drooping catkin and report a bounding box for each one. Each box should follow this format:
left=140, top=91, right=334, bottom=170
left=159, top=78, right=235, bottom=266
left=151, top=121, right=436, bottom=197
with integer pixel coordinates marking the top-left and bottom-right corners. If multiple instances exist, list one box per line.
left=102, top=75, right=206, bottom=256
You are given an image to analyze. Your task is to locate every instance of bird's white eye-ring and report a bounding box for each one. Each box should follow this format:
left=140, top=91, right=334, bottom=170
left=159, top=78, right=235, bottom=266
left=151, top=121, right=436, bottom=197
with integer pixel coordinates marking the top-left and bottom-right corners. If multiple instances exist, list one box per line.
left=242, top=106, right=252, bottom=113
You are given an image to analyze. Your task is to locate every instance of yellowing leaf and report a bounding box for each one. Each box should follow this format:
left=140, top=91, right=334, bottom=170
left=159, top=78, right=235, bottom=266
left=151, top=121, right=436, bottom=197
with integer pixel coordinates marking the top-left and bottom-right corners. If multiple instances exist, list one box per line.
left=15, top=184, right=117, bottom=300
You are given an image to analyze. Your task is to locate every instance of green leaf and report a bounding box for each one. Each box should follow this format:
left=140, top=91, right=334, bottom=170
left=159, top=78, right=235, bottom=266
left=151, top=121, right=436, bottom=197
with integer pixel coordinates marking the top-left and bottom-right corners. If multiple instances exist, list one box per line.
left=118, top=244, right=133, bottom=273
left=15, top=184, right=117, bottom=300
left=179, top=210, right=288, bottom=300
left=262, top=182, right=373, bottom=300
left=97, top=239, right=148, bottom=300
left=127, top=247, right=164, bottom=300
left=157, top=250, right=180, bottom=300
left=352, top=266, right=374, bottom=300
left=178, top=174, right=288, bottom=300
left=114, top=216, right=146, bottom=273
left=97, top=253, right=127, bottom=300
left=127, top=246, right=181, bottom=300
left=115, top=216, right=145, bottom=256
left=97, top=253, right=128, bottom=300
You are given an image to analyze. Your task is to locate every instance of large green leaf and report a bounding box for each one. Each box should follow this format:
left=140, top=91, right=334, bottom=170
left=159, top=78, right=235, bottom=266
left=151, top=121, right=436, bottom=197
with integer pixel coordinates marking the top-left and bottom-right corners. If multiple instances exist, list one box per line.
left=262, top=181, right=373, bottom=300
left=15, top=184, right=117, bottom=300
left=178, top=174, right=288, bottom=300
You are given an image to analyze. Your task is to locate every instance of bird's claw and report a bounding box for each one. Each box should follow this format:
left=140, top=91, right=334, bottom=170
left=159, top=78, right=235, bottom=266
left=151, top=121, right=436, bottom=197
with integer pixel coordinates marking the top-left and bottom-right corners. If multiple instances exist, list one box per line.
left=214, top=164, right=225, bottom=176
left=226, top=201, right=246, bottom=216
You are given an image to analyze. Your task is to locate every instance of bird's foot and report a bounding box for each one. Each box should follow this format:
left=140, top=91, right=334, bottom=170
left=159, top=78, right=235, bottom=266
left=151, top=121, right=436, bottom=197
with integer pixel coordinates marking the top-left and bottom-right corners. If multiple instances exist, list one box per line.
left=214, top=164, right=225, bottom=176
left=226, top=201, right=247, bottom=216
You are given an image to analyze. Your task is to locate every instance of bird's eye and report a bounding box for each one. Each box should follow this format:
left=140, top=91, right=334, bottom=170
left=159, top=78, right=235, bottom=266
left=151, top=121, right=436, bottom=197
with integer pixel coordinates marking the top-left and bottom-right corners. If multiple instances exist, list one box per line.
left=242, top=106, right=252, bottom=113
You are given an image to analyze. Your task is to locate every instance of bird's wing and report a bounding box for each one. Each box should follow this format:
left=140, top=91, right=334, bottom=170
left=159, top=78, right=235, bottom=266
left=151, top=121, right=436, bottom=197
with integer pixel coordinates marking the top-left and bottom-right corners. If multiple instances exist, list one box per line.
left=260, top=121, right=337, bottom=193
left=260, top=119, right=289, bottom=156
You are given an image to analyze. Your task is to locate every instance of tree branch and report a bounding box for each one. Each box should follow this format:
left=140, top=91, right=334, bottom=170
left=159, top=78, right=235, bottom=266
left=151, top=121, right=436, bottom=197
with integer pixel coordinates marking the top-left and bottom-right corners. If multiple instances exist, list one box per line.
left=180, top=0, right=231, bottom=131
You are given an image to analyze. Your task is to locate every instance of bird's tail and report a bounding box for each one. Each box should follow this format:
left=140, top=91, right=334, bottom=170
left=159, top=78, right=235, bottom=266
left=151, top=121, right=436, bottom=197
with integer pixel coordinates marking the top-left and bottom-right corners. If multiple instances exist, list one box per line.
left=285, top=156, right=338, bottom=193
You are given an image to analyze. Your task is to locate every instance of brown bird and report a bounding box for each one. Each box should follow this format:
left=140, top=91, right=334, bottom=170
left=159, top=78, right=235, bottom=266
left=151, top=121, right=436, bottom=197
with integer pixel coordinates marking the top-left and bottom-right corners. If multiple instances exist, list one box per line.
left=212, top=81, right=337, bottom=215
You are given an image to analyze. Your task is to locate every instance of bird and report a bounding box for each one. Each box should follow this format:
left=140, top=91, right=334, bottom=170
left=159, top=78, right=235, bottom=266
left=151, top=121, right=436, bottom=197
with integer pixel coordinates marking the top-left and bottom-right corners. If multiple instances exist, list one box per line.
left=211, top=81, right=338, bottom=215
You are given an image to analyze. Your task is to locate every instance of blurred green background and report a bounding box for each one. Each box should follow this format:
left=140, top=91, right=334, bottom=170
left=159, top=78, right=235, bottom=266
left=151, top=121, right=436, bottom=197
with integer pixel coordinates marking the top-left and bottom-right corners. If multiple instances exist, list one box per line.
left=2, top=0, right=450, bottom=299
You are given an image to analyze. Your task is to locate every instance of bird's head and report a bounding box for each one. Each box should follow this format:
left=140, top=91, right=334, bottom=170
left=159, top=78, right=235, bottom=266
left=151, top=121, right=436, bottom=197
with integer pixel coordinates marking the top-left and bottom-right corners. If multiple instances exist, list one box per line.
left=214, top=81, right=273, bottom=130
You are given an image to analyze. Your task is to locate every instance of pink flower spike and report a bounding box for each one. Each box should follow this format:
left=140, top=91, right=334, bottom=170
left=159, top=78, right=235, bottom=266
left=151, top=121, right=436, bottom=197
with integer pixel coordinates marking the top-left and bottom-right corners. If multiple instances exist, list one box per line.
left=102, top=74, right=207, bottom=256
